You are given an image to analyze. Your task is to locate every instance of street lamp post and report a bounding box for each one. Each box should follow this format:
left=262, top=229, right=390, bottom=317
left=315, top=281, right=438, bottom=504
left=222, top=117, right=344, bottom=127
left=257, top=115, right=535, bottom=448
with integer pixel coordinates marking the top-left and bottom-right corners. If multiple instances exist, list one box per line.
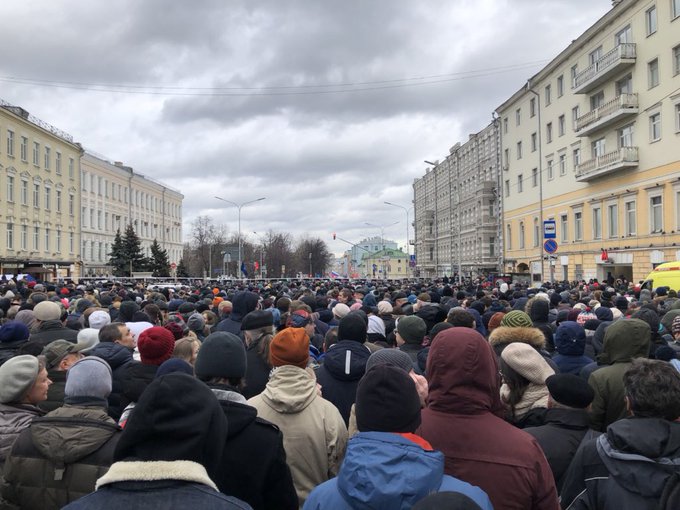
left=215, top=196, right=266, bottom=279
left=384, top=201, right=411, bottom=272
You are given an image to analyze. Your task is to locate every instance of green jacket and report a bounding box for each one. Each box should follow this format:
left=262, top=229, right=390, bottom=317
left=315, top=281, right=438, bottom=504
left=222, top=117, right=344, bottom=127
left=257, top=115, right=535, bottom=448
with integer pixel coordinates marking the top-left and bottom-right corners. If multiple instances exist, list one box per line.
left=1, top=404, right=121, bottom=510
left=588, top=319, right=651, bottom=432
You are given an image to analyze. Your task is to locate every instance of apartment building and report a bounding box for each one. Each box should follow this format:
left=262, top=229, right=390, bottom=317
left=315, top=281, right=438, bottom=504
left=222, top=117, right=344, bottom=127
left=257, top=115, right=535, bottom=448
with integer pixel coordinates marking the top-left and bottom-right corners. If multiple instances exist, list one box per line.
left=81, top=153, right=184, bottom=276
left=497, top=0, right=680, bottom=283
left=0, top=99, right=83, bottom=280
left=413, top=121, right=501, bottom=279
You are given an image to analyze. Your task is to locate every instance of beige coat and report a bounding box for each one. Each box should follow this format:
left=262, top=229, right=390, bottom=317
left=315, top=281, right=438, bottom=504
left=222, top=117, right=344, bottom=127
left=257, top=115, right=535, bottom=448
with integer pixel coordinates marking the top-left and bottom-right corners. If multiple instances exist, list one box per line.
left=248, top=365, right=347, bottom=507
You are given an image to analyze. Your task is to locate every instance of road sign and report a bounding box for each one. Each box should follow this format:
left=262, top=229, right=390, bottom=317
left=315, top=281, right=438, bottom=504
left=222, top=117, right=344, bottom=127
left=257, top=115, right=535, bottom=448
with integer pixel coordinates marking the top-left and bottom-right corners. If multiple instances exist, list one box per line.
left=543, top=239, right=558, bottom=254
left=543, top=220, right=556, bottom=239
left=170, top=262, right=177, bottom=269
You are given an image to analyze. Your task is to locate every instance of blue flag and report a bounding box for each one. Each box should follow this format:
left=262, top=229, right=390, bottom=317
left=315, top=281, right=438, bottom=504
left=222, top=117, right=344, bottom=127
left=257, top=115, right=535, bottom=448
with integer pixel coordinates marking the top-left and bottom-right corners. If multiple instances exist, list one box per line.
left=240, top=262, right=248, bottom=276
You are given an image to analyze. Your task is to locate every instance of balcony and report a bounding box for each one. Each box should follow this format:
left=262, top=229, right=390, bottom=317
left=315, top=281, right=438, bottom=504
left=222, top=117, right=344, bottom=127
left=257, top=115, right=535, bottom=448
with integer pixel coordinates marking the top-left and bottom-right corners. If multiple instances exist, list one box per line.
left=575, top=147, right=638, bottom=182
left=573, top=44, right=636, bottom=94
left=575, top=94, right=638, bottom=136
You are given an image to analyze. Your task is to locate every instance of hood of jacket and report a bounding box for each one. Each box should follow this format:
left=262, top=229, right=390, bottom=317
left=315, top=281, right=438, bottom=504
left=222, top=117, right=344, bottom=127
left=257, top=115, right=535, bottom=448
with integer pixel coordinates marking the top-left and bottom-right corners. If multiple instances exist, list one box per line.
left=89, top=342, right=133, bottom=370
left=554, top=321, right=586, bottom=356
left=321, top=340, right=371, bottom=382
left=488, top=325, right=546, bottom=349
left=597, top=418, right=680, bottom=498
left=426, top=327, right=503, bottom=416
left=599, top=318, right=650, bottom=364
left=230, top=291, right=260, bottom=322
left=337, top=432, right=447, bottom=509
left=261, top=365, right=318, bottom=414
left=31, top=405, right=119, bottom=464
left=465, top=308, right=488, bottom=337
left=526, top=297, right=550, bottom=324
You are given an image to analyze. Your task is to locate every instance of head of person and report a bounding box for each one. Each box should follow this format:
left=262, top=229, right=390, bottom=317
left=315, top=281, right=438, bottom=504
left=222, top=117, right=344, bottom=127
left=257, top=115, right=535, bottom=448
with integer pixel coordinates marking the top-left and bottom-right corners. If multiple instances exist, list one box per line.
left=624, top=359, right=680, bottom=421
left=195, top=332, right=247, bottom=389
left=33, top=301, right=62, bottom=325
left=137, top=326, right=176, bottom=367
left=396, top=315, right=427, bottom=347
left=99, top=323, right=136, bottom=350
left=0, top=321, right=30, bottom=346
left=0, top=355, right=52, bottom=406
left=499, top=342, right=554, bottom=415
left=269, top=327, right=309, bottom=369
left=446, top=308, right=476, bottom=329
left=545, top=373, right=594, bottom=410
left=42, top=339, right=87, bottom=372
left=337, top=310, right=368, bottom=343
left=87, top=309, right=111, bottom=330
left=241, top=310, right=274, bottom=363
left=286, top=309, right=316, bottom=339
left=173, top=337, right=201, bottom=366
left=64, top=356, right=112, bottom=405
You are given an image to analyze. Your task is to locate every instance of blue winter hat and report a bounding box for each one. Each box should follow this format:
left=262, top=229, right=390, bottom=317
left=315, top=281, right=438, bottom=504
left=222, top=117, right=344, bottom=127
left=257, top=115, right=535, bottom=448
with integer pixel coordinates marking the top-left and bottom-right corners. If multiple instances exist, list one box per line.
left=0, top=321, right=30, bottom=344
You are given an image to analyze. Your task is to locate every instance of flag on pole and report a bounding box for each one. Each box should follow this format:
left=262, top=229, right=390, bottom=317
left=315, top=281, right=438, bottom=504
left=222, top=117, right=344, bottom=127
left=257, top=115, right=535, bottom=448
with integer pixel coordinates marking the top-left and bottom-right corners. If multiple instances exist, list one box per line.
left=241, top=262, right=248, bottom=276
left=330, top=271, right=340, bottom=279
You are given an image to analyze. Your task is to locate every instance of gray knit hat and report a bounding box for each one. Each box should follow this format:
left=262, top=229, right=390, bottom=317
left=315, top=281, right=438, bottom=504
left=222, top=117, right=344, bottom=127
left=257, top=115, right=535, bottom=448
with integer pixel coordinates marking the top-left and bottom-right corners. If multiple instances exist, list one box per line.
left=186, top=313, right=206, bottom=333
left=500, top=310, right=533, bottom=328
left=65, top=356, right=112, bottom=400
left=365, top=348, right=414, bottom=373
left=0, top=355, right=40, bottom=404
left=397, top=315, right=427, bottom=345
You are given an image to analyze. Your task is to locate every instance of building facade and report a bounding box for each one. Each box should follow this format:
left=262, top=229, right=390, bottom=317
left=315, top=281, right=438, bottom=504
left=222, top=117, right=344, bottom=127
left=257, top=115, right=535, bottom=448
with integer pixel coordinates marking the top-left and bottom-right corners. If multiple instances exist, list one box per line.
left=81, top=153, right=184, bottom=276
left=363, top=248, right=409, bottom=279
left=413, top=121, right=502, bottom=279
left=0, top=100, right=83, bottom=280
left=497, top=0, right=680, bottom=284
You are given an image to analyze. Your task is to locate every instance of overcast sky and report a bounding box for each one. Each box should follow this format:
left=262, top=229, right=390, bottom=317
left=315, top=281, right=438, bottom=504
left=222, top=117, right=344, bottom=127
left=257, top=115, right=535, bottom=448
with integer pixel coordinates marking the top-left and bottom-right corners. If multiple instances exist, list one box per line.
left=0, top=0, right=610, bottom=256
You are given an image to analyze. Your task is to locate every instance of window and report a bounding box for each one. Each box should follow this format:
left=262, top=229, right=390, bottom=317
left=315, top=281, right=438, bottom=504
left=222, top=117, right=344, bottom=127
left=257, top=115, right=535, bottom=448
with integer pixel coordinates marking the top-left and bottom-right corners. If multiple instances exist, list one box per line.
left=518, top=174, right=523, bottom=193
left=592, top=138, right=606, bottom=158
left=570, top=65, right=578, bottom=88
left=615, top=24, right=632, bottom=45
left=45, top=228, right=50, bottom=252
left=33, top=226, right=39, bottom=250
left=589, top=46, right=603, bottom=66
left=573, top=148, right=581, bottom=170
left=69, top=194, right=74, bottom=215
left=98, top=210, right=102, bottom=229
left=21, top=225, right=27, bottom=250
left=44, top=186, right=51, bottom=210
left=6, top=223, right=13, bottom=250
left=616, top=74, right=633, bottom=95
left=33, top=184, right=39, bottom=207
left=20, top=180, right=27, bottom=205
left=559, top=154, right=567, bottom=176
left=32, top=142, right=39, bottom=165
left=558, top=115, right=566, bottom=136
left=531, top=132, right=537, bottom=152
left=547, top=159, right=554, bottom=180
left=572, top=105, right=580, bottom=129
left=545, top=85, right=552, bottom=105
left=673, top=45, right=680, bottom=76
left=676, top=103, right=680, bottom=132
left=55, top=152, right=61, bottom=174
left=646, top=6, right=657, bottom=35
left=6, top=176, right=14, bottom=202
left=519, top=222, right=525, bottom=249
left=619, top=123, right=634, bottom=147
left=557, top=75, right=564, bottom=97
left=516, top=108, right=521, bottom=126
left=533, top=218, right=540, bottom=247
left=651, top=195, right=663, bottom=232
left=674, top=0, right=680, bottom=19
left=504, top=179, right=510, bottom=197
left=506, top=224, right=512, bottom=250
left=530, top=97, right=536, bottom=117
left=574, top=211, right=583, bottom=241
left=56, top=230, right=61, bottom=252
left=561, top=214, right=568, bottom=242
left=608, top=204, right=618, bottom=238
left=69, top=232, right=74, bottom=253
left=546, top=122, right=553, bottom=143
left=532, top=168, right=538, bottom=187
left=593, top=207, right=602, bottom=239
left=56, top=190, right=62, bottom=212
left=504, top=148, right=510, bottom=166
left=648, top=58, right=659, bottom=88
left=68, top=157, right=74, bottom=178
left=590, top=91, right=605, bottom=110
left=517, top=141, right=522, bottom=159
left=650, top=112, right=662, bottom=141
left=6, top=130, right=14, bottom=157
left=20, top=136, right=27, bottom=161
left=44, top=147, right=50, bottom=170
left=503, top=117, right=508, bottom=134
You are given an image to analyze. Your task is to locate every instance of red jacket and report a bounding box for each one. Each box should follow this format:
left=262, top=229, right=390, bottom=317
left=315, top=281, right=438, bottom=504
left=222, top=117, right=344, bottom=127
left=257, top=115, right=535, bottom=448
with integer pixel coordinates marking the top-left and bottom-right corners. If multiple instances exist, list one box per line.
left=417, top=327, right=559, bottom=510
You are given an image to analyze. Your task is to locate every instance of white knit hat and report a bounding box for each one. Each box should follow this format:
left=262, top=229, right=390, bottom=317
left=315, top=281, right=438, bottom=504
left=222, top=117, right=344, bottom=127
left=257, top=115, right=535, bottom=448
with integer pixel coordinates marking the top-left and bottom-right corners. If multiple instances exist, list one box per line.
left=501, top=343, right=554, bottom=385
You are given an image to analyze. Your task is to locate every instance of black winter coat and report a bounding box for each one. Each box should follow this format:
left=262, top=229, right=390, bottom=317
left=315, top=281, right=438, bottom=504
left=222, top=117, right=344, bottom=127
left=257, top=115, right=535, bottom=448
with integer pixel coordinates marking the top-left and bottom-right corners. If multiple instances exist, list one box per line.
left=0, top=341, right=25, bottom=367
left=208, top=385, right=297, bottom=510
left=88, top=342, right=134, bottom=420
left=28, top=321, right=79, bottom=348
left=121, top=362, right=158, bottom=404
left=243, top=340, right=271, bottom=400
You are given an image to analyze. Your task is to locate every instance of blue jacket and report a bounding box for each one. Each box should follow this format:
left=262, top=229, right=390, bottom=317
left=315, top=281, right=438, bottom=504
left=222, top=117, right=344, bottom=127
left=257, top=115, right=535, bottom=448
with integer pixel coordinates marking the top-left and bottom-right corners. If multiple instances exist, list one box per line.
left=303, top=432, right=493, bottom=510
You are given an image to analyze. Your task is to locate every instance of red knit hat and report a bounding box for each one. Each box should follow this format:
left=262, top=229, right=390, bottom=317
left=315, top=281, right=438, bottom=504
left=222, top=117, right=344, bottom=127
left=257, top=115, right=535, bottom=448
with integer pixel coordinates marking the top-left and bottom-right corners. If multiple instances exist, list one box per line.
left=269, top=328, right=309, bottom=369
left=138, top=326, right=175, bottom=366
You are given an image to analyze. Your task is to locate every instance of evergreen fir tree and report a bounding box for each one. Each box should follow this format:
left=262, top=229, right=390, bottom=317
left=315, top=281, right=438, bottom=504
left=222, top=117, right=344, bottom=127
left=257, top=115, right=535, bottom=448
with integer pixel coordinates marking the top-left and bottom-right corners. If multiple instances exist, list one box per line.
left=149, top=239, right=170, bottom=277
left=107, top=229, right=126, bottom=276
left=176, top=258, right=190, bottom=278
left=122, top=223, right=147, bottom=276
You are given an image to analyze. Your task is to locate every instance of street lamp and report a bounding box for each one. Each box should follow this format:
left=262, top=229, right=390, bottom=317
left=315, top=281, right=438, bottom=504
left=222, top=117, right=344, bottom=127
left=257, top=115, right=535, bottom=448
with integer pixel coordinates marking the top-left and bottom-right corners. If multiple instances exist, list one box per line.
left=215, top=196, right=266, bottom=279
left=384, top=201, right=411, bottom=260
left=253, top=231, right=266, bottom=279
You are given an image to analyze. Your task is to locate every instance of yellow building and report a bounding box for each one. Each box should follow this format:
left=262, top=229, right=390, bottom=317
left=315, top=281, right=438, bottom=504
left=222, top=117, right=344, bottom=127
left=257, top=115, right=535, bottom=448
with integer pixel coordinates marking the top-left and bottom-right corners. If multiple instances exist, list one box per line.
left=363, top=248, right=409, bottom=279
left=0, top=99, right=83, bottom=280
left=496, top=0, right=680, bottom=284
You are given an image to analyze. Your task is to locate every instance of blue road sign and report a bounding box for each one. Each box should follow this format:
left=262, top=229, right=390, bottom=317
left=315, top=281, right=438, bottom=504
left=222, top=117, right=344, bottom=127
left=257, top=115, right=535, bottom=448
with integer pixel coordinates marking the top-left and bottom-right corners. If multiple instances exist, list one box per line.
left=543, top=239, right=558, bottom=254
left=543, top=220, right=556, bottom=239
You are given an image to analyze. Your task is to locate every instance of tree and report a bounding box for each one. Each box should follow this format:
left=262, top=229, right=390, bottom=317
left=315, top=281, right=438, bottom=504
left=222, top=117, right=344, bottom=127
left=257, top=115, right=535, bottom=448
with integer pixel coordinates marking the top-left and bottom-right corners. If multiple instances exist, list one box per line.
left=176, top=258, right=190, bottom=277
left=149, top=239, right=170, bottom=277
left=107, top=229, right=126, bottom=276
left=122, top=223, right=147, bottom=276
left=189, top=216, right=229, bottom=277
left=293, top=237, right=333, bottom=277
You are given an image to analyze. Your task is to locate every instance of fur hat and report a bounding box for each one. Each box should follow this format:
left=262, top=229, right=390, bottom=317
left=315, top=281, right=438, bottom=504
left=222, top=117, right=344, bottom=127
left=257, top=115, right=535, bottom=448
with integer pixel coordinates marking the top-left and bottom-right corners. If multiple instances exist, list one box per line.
left=270, top=328, right=309, bottom=369
left=0, top=355, right=40, bottom=403
left=138, top=326, right=176, bottom=366
left=241, top=310, right=273, bottom=331
left=33, top=301, right=61, bottom=321
left=195, top=332, right=247, bottom=379
left=397, top=315, right=427, bottom=345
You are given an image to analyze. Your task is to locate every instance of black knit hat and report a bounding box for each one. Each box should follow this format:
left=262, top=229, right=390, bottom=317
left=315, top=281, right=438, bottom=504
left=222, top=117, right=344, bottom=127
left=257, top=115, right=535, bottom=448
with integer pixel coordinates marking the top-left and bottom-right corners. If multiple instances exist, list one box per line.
left=195, top=332, right=247, bottom=379
left=355, top=364, right=421, bottom=433
left=241, top=310, right=274, bottom=331
left=338, top=311, right=368, bottom=343
left=546, top=373, right=594, bottom=409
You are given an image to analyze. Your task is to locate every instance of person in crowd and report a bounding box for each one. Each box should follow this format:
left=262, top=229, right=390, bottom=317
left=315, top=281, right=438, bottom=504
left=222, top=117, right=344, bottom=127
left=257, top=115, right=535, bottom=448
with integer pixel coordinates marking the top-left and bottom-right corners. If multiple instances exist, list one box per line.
left=248, top=327, right=348, bottom=506
left=39, top=339, right=88, bottom=412
left=241, top=310, right=275, bottom=399
left=173, top=336, right=201, bottom=366
left=0, top=322, right=31, bottom=366
left=552, top=321, right=592, bottom=375
left=195, top=331, right=298, bottom=510
left=315, top=311, right=371, bottom=425
left=214, top=290, right=259, bottom=338
left=396, top=315, right=427, bottom=363
left=417, top=327, right=559, bottom=509
left=523, top=373, right=595, bottom=492
left=2, top=357, right=122, bottom=509
left=88, top=309, right=111, bottom=331
left=29, top=301, right=78, bottom=347
left=186, top=312, right=208, bottom=342
left=304, top=364, right=493, bottom=510
left=561, top=359, right=680, bottom=509
left=0, top=355, right=51, bottom=468
left=62, top=373, right=251, bottom=509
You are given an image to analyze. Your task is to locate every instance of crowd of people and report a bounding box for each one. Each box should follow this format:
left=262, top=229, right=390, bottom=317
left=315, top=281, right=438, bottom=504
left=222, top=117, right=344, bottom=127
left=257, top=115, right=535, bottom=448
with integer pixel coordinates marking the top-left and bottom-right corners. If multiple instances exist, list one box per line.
left=0, top=275, right=678, bottom=509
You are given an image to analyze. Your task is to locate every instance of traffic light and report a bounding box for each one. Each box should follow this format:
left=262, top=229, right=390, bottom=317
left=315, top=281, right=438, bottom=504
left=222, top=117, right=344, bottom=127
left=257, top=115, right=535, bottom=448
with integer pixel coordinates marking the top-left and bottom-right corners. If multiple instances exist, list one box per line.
left=332, top=232, right=336, bottom=240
